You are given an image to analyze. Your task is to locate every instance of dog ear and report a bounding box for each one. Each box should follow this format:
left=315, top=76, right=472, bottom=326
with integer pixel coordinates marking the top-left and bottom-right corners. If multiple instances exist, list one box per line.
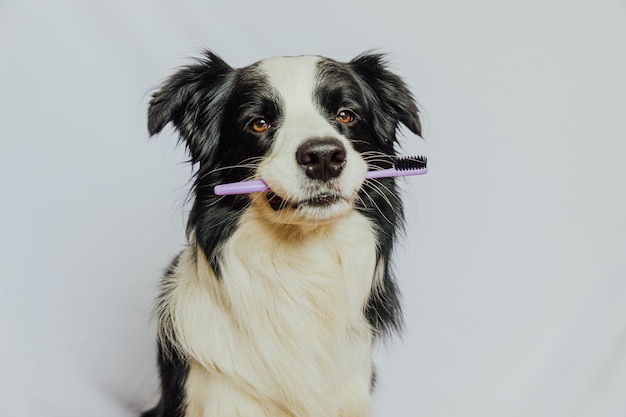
left=349, top=53, right=422, bottom=142
left=148, top=51, right=234, bottom=165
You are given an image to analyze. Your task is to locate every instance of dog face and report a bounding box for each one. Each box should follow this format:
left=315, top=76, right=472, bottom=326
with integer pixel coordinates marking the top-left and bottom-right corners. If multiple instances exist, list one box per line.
left=148, top=51, right=420, bottom=265
left=252, top=56, right=371, bottom=225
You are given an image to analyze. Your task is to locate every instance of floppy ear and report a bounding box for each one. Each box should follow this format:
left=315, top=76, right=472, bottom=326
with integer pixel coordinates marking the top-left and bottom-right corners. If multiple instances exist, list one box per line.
left=148, top=51, right=234, bottom=165
left=350, top=53, right=422, bottom=142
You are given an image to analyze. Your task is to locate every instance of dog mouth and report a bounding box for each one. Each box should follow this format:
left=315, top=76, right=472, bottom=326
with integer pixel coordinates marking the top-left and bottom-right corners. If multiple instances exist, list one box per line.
left=266, top=191, right=342, bottom=211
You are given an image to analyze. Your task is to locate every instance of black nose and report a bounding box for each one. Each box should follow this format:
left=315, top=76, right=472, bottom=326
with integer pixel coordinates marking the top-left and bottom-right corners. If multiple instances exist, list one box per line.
left=296, top=138, right=347, bottom=181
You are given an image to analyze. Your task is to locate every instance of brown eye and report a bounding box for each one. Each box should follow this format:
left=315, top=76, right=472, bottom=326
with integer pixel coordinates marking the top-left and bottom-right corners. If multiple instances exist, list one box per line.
left=336, top=110, right=355, bottom=124
left=250, top=118, right=270, bottom=133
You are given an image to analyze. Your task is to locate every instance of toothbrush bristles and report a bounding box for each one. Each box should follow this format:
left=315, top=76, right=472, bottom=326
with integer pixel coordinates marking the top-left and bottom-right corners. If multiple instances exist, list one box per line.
left=394, top=155, right=427, bottom=171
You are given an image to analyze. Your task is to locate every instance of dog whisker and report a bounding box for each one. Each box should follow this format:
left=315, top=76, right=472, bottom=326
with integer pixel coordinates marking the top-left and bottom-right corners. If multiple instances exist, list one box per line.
left=357, top=190, right=393, bottom=227
left=366, top=178, right=401, bottom=203
left=359, top=180, right=400, bottom=226
left=196, top=158, right=263, bottom=181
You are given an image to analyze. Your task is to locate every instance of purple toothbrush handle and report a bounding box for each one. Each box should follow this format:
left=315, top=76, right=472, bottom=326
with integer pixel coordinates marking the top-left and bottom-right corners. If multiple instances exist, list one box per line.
left=365, top=167, right=428, bottom=179
left=214, top=167, right=427, bottom=195
left=214, top=179, right=268, bottom=195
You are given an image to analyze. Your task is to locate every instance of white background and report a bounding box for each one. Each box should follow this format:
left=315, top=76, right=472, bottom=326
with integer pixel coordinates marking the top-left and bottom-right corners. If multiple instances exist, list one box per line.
left=1, top=1, right=625, bottom=416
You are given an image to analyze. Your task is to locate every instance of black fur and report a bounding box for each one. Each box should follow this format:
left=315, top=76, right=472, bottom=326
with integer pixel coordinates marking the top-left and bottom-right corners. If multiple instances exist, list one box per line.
left=141, top=335, right=189, bottom=417
left=143, top=50, right=420, bottom=416
left=141, top=254, right=189, bottom=417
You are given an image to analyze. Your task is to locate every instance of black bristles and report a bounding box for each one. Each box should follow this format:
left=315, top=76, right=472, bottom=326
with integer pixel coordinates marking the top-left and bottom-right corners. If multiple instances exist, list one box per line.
left=393, top=155, right=427, bottom=171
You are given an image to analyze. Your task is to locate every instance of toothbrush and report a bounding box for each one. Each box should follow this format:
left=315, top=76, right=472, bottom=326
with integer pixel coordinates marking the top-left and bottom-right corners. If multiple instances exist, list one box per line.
left=214, top=155, right=427, bottom=195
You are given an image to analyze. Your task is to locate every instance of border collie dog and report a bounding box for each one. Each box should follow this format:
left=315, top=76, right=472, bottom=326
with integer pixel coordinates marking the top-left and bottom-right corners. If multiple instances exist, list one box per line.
left=143, top=51, right=421, bottom=417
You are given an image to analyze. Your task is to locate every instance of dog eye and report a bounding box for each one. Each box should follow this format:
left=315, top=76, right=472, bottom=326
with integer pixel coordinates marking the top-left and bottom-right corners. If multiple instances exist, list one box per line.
left=335, top=110, right=355, bottom=124
left=250, top=118, right=270, bottom=133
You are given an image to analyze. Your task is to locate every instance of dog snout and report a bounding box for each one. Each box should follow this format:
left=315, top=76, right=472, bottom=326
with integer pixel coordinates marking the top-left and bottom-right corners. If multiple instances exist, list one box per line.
left=296, top=138, right=346, bottom=181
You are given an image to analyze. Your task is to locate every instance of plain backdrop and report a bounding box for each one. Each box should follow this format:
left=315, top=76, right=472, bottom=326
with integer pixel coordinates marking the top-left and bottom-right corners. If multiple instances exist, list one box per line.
left=1, top=1, right=625, bottom=416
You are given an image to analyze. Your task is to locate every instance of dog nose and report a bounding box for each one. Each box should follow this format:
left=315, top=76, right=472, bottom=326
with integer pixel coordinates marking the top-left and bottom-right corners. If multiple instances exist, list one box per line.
left=296, top=138, right=347, bottom=181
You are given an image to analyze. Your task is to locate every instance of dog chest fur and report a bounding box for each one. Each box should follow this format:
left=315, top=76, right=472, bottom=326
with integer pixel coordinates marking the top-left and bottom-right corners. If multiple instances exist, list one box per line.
left=161, top=209, right=380, bottom=416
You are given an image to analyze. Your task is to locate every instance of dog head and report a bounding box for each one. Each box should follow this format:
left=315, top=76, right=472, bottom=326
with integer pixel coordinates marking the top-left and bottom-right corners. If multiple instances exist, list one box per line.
left=148, top=50, right=420, bottom=233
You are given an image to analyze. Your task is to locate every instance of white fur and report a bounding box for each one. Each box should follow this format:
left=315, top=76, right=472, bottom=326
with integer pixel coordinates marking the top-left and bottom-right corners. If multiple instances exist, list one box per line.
left=160, top=209, right=378, bottom=417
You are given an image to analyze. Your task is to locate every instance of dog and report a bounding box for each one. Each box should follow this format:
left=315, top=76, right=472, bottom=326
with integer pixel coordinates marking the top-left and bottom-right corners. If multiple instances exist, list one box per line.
left=142, top=51, right=421, bottom=417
